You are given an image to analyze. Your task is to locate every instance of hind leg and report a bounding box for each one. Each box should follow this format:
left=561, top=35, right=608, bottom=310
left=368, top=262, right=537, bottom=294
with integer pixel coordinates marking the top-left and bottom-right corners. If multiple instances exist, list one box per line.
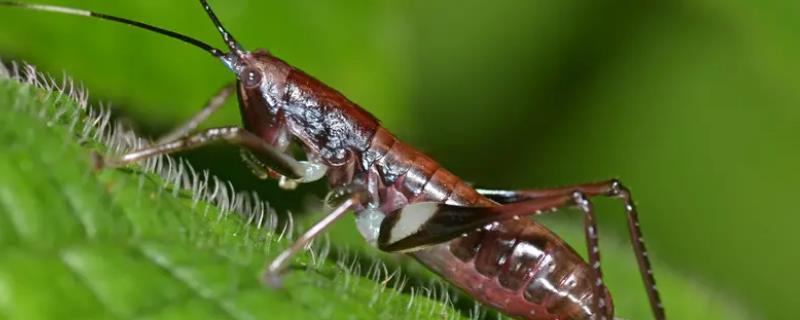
left=477, top=180, right=664, bottom=320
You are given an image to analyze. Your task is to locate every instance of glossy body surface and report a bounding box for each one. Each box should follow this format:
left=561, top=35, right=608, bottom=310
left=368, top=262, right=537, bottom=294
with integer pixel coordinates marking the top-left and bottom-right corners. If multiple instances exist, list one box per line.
left=238, top=51, right=612, bottom=320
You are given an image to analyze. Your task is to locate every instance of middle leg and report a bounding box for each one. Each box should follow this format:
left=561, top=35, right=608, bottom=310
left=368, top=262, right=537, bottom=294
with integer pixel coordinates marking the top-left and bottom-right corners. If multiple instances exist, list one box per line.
left=262, top=185, right=370, bottom=286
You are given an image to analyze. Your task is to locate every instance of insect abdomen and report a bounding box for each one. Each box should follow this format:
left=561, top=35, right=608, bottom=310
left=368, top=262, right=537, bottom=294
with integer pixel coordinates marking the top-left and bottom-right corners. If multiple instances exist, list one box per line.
left=414, top=218, right=612, bottom=320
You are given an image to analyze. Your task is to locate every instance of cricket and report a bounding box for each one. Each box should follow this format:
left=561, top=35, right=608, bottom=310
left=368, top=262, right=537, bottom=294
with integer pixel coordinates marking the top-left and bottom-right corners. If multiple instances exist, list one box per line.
left=0, top=1, right=666, bottom=319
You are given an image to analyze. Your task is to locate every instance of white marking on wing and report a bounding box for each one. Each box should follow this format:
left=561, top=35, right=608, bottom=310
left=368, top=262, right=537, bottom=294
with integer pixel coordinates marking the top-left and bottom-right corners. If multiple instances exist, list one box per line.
left=389, top=203, right=439, bottom=244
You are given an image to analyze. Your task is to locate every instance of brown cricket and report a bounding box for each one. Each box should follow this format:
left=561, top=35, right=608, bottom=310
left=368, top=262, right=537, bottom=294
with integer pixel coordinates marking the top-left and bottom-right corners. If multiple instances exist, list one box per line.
left=0, top=1, right=666, bottom=319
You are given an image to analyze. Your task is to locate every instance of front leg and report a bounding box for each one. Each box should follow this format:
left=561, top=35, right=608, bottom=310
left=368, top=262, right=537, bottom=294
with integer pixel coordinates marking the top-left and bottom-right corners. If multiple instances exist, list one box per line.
left=155, top=83, right=235, bottom=144
left=104, top=126, right=307, bottom=180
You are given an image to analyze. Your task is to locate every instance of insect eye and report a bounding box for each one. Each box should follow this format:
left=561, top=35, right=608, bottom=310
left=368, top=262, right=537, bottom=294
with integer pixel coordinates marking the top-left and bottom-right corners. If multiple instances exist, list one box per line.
left=241, top=67, right=262, bottom=88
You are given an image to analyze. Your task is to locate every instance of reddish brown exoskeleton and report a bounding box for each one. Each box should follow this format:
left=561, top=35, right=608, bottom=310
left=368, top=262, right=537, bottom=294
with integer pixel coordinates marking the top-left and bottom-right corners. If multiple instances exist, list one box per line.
left=1, top=1, right=666, bottom=319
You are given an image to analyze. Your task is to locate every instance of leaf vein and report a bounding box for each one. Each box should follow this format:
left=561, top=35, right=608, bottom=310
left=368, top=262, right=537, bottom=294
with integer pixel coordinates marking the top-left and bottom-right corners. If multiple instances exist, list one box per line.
left=58, top=249, right=123, bottom=320
left=133, top=243, right=249, bottom=320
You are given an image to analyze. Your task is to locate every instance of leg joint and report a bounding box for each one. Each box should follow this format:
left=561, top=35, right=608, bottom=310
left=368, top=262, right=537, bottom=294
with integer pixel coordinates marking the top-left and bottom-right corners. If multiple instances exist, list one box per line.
left=324, top=183, right=371, bottom=209
left=608, top=178, right=631, bottom=199
left=570, top=190, right=592, bottom=212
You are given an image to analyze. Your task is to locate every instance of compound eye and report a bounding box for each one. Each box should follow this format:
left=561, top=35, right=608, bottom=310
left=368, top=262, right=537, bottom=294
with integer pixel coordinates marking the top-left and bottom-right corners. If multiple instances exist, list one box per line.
left=241, top=67, right=262, bottom=88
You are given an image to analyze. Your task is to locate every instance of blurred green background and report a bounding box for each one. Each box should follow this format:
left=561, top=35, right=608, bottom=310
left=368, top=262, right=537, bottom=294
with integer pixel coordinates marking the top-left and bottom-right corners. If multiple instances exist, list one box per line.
left=0, top=0, right=797, bottom=319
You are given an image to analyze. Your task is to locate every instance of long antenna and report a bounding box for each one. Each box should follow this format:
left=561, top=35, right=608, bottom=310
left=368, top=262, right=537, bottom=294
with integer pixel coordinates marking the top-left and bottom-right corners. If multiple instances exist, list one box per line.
left=0, top=1, right=226, bottom=58
left=198, top=0, right=245, bottom=57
